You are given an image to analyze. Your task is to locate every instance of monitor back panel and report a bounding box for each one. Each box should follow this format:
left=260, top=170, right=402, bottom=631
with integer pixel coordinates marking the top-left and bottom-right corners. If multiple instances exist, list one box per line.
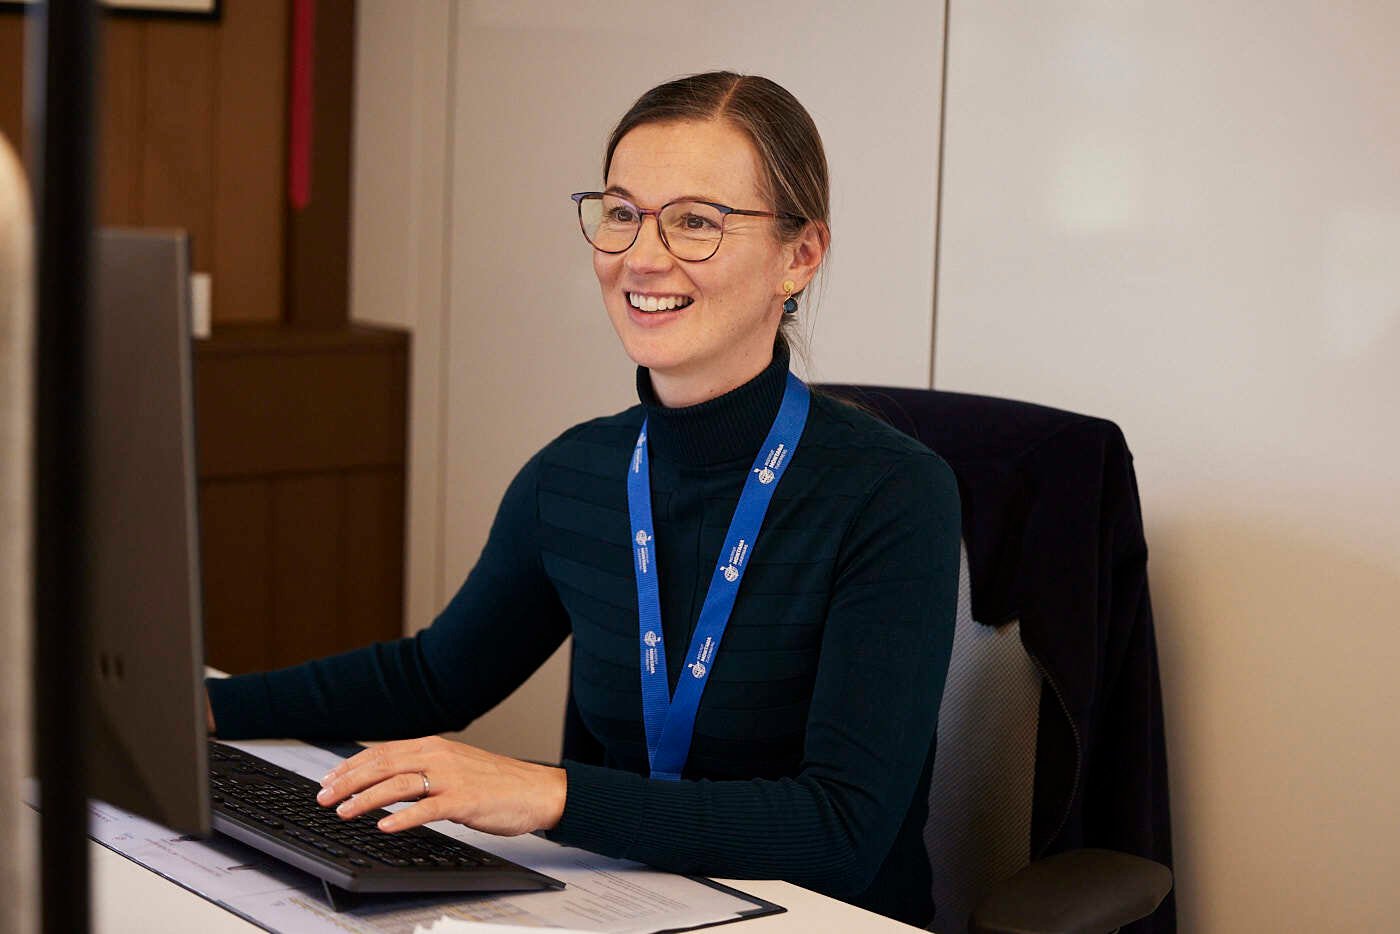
left=87, top=228, right=208, bottom=835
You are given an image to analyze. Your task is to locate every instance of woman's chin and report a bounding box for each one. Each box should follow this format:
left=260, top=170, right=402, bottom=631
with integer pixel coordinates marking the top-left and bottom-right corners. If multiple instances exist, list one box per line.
left=622, top=341, right=693, bottom=376
left=613, top=321, right=693, bottom=372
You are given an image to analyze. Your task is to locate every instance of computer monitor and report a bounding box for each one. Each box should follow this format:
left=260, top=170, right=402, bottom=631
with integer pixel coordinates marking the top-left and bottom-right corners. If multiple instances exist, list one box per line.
left=86, top=228, right=209, bottom=835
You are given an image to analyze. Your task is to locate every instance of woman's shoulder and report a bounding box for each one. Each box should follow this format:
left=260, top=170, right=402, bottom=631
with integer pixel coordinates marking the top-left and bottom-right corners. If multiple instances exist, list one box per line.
left=794, top=391, right=960, bottom=533
left=803, top=391, right=961, bottom=571
left=530, top=404, right=646, bottom=476
left=806, top=390, right=955, bottom=479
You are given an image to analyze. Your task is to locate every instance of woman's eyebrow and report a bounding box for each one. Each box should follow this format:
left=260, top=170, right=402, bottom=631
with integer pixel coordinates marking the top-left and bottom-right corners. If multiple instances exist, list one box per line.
left=603, top=185, right=730, bottom=206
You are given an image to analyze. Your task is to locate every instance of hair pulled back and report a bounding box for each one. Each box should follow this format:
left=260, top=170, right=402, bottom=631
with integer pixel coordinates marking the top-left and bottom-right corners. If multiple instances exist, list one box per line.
left=604, top=72, right=830, bottom=254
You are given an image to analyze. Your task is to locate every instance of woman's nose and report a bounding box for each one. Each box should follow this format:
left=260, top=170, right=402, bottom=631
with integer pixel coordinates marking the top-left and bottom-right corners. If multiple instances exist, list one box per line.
left=624, top=216, right=673, bottom=273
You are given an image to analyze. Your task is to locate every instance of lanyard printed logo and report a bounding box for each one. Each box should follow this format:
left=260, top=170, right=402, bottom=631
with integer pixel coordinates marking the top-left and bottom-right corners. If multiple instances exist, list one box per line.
left=626, top=372, right=811, bottom=781
left=690, top=636, right=716, bottom=679
left=643, top=630, right=660, bottom=675
left=753, top=442, right=789, bottom=485
left=720, top=538, right=749, bottom=582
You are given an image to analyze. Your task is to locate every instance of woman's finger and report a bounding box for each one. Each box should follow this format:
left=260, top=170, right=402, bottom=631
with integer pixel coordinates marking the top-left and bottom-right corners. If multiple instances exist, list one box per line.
left=323, top=737, right=433, bottom=784
left=331, top=771, right=429, bottom=821
left=317, top=742, right=431, bottom=806
left=377, top=795, right=452, bottom=833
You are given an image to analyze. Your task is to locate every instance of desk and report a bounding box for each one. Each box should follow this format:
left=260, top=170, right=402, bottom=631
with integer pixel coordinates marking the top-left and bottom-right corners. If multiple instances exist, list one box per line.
left=70, top=673, right=925, bottom=931
left=44, top=808, right=921, bottom=933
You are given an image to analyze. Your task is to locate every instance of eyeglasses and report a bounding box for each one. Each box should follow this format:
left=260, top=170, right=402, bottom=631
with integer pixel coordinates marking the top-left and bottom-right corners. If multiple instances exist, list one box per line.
left=570, top=191, right=804, bottom=262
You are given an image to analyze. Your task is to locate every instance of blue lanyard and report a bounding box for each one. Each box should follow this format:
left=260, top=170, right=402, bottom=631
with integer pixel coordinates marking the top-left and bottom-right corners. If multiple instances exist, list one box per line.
left=627, top=372, right=811, bottom=780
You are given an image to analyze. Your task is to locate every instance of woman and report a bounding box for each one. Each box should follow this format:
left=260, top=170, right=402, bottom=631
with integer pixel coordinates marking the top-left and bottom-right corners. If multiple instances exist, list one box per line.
left=208, top=72, right=961, bottom=927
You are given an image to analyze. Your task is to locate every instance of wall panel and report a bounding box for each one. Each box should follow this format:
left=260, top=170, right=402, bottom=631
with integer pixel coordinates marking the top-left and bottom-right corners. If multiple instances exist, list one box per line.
left=935, top=2, right=1400, bottom=929
left=0, top=5, right=289, bottom=322
left=349, top=0, right=452, bottom=642
left=212, top=0, right=288, bottom=324
left=97, top=18, right=144, bottom=224
left=141, top=20, right=218, bottom=273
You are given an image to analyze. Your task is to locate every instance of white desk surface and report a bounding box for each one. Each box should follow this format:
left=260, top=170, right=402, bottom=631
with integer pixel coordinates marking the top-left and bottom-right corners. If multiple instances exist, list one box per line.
left=60, top=809, right=919, bottom=933
left=70, top=670, right=920, bottom=932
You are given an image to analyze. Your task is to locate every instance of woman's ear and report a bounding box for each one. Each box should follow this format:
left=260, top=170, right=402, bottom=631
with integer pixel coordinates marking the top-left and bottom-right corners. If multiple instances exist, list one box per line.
left=785, top=220, right=829, bottom=292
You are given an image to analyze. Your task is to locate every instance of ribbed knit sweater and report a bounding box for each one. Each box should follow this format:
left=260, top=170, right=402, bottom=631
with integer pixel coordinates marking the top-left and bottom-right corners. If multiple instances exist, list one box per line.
left=207, top=344, right=961, bottom=926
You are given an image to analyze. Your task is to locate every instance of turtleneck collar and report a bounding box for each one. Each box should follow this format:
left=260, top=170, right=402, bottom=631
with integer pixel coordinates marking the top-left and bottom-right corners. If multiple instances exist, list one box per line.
left=636, top=340, right=793, bottom=468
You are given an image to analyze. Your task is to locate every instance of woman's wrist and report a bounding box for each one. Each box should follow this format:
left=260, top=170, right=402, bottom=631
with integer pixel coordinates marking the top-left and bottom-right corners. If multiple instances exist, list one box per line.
left=536, top=763, right=568, bottom=831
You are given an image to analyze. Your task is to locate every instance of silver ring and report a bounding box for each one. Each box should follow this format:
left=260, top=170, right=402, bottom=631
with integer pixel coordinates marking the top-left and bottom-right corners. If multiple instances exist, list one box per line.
left=417, top=770, right=431, bottom=801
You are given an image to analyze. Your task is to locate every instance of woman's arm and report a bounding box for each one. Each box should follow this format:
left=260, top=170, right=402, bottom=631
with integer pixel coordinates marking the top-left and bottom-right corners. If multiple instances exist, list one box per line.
left=206, top=451, right=570, bottom=741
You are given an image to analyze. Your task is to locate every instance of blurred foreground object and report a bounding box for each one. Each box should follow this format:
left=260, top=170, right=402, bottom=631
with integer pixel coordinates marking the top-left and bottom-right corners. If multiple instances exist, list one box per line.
left=0, top=129, right=37, bottom=934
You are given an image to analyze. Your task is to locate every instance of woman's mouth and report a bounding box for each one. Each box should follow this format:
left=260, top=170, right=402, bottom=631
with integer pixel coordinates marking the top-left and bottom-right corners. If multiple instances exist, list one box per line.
left=627, top=292, right=695, bottom=313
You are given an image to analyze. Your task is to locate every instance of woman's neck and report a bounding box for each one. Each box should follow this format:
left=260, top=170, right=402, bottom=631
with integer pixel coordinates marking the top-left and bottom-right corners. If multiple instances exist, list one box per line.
left=648, top=344, right=778, bottom=409
left=636, top=339, right=791, bottom=468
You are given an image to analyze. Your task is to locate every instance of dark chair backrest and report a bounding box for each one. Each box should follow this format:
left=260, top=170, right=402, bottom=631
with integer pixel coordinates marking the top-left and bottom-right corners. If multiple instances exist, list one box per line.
left=822, top=384, right=1174, bottom=934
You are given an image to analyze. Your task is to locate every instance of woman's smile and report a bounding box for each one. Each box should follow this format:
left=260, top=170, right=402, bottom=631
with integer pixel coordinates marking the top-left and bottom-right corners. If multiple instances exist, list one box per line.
left=626, top=291, right=696, bottom=314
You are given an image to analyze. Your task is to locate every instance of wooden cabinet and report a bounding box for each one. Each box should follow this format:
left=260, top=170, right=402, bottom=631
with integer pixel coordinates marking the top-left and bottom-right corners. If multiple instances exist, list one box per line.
left=3, top=1, right=387, bottom=673
left=194, top=324, right=408, bottom=673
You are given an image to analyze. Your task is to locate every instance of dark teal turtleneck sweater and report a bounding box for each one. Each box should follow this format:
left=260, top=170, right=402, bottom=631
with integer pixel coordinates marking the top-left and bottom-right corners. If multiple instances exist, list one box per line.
left=208, top=344, right=961, bottom=926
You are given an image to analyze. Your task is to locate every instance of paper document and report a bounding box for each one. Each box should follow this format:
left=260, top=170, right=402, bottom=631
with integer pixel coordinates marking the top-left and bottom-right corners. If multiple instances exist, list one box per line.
left=77, top=739, right=782, bottom=934
left=413, top=923, right=590, bottom=934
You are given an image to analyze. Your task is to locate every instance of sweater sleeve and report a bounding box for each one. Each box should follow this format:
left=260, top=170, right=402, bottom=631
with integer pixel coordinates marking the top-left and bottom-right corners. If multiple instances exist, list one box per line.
left=548, top=453, right=961, bottom=899
left=207, top=451, right=570, bottom=741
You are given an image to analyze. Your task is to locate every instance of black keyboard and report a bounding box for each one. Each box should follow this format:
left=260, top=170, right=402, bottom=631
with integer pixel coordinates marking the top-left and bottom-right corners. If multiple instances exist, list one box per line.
left=208, top=741, right=564, bottom=906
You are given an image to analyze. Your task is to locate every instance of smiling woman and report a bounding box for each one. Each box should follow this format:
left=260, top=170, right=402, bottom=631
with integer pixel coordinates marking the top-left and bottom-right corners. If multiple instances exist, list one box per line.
left=589, top=118, right=823, bottom=406
left=207, top=72, right=961, bottom=928
left=588, top=74, right=830, bottom=407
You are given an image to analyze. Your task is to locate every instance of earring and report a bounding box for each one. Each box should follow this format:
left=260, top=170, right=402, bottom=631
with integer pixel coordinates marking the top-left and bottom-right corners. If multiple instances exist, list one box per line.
left=782, top=280, right=798, bottom=315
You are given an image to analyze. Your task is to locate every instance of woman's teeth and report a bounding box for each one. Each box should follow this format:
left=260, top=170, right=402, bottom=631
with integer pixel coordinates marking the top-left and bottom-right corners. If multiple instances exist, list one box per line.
left=628, top=292, right=694, bottom=313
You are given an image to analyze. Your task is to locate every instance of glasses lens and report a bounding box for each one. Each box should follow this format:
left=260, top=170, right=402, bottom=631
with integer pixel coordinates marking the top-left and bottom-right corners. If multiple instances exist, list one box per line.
left=579, top=194, right=639, bottom=253
left=659, top=201, right=725, bottom=261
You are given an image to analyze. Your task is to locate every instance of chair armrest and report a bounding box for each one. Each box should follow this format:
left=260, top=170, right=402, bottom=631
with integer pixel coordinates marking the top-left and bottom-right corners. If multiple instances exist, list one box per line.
left=969, top=848, right=1172, bottom=934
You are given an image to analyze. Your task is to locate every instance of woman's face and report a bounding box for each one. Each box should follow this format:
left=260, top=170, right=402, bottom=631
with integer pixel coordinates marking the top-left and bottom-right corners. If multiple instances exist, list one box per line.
left=593, top=119, right=803, bottom=406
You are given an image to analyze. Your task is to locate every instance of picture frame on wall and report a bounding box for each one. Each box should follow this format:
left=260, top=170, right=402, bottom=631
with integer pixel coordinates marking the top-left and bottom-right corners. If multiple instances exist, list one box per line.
left=0, top=0, right=220, bottom=19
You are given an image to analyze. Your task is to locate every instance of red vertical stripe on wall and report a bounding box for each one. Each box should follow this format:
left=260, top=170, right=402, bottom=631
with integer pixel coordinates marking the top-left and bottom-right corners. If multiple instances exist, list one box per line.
left=288, top=0, right=316, bottom=210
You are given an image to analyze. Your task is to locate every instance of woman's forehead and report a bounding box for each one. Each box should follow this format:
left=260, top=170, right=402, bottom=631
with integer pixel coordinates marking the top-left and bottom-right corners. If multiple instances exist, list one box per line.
left=606, top=120, right=765, bottom=206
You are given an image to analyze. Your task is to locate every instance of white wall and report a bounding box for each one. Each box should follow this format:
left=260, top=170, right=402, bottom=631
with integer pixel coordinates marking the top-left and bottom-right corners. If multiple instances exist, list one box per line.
left=934, top=2, right=1400, bottom=931
left=352, top=1, right=949, bottom=763
left=350, top=0, right=453, bottom=637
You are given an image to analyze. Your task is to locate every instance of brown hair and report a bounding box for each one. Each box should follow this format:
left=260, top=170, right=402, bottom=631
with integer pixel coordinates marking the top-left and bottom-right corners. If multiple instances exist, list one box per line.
left=603, top=72, right=830, bottom=353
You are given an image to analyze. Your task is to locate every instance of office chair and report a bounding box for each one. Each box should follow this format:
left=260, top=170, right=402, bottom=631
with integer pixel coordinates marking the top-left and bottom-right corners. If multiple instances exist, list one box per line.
left=0, top=129, right=37, bottom=934
left=823, top=385, right=1173, bottom=934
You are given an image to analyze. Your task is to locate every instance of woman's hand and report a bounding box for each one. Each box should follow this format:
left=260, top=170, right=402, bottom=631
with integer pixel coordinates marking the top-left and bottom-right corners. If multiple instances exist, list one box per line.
left=314, top=736, right=567, bottom=837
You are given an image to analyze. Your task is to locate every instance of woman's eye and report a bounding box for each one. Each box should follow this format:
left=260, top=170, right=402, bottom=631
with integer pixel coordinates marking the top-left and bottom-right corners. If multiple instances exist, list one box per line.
left=608, top=207, right=638, bottom=223
left=682, top=214, right=718, bottom=230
